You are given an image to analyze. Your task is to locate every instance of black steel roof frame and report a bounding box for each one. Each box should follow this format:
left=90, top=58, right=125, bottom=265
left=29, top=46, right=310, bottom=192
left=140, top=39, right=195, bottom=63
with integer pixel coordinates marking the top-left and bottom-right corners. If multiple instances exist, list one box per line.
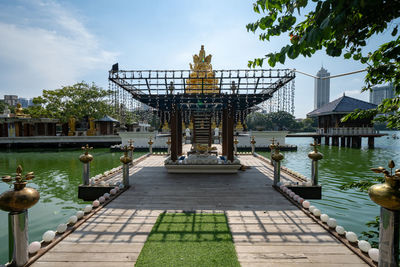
left=109, top=69, right=295, bottom=111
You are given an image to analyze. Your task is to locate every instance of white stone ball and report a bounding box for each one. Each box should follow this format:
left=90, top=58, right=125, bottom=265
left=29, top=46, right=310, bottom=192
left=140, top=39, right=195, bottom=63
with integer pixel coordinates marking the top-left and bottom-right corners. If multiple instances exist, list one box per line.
left=327, top=218, right=337, bottom=228
left=289, top=192, right=295, bottom=198
left=302, top=200, right=310, bottom=209
left=28, top=241, right=41, bottom=254
left=84, top=205, right=92, bottom=213
left=358, top=240, right=371, bottom=253
left=76, top=211, right=84, bottom=219
left=110, top=189, right=117, bottom=195
left=305, top=181, right=312, bottom=186
left=42, top=230, right=55, bottom=242
left=103, top=193, right=110, bottom=199
left=298, top=198, right=304, bottom=204
left=114, top=186, right=119, bottom=192
left=309, top=205, right=316, bottom=212
left=119, top=184, right=124, bottom=189
left=279, top=185, right=284, bottom=190
left=368, top=248, right=379, bottom=262
left=92, top=200, right=100, bottom=208
left=312, top=209, right=321, bottom=217
left=100, top=181, right=106, bottom=186
left=345, top=231, right=358, bottom=243
left=320, top=214, right=329, bottom=223
left=99, top=196, right=106, bottom=203
left=293, top=195, right=299, bottom=202
left=335, top=225, right=345, bottom=235
left=68, top=215, right=78, bottom=225
left=56, top=224, right=67, bottom=234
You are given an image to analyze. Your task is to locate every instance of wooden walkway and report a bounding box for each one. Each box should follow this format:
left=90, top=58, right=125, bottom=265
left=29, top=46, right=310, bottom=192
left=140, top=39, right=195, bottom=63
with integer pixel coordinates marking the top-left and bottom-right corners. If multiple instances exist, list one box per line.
left=32, top=155, right=367, bottom=267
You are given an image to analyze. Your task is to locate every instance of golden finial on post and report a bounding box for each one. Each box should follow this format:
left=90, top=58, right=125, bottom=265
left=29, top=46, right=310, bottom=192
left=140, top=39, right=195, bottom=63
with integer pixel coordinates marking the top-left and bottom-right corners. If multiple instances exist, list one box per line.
left=128, top=139, right=135, bottom=151
left=271, top=142, right=284, bottom=162
left=369, top=160, right=400, bottom=211
left=166, top=138, right=171, bottom=145
left=250, top=136, right=256, bottom=145
left=269, top=137, right=277, bottom=150
left=308, top=140, right=323, bottom=161
left=0, top=165, right=40, bottom=212
left=79, top=144, right=94, bottom=163
left=148, top=136, right=154, bottom=145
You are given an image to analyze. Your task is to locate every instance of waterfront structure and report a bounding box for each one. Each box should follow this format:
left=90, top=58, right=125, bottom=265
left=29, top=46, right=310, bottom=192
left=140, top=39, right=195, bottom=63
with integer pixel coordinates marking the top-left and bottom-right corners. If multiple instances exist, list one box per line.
left=307, top=94, right=383, bottom=148
left=108, top=45, right=295, bottom=166
left=314, top=67, right=330, bottom=109
left=95, top=115, right=119, bottom=135
left=369, top=83, right=395, bottom=105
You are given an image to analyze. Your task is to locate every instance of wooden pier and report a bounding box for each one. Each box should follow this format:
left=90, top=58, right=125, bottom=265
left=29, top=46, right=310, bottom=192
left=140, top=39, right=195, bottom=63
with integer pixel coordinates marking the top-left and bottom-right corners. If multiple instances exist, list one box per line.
left=31, top=155, right=368, bottom=267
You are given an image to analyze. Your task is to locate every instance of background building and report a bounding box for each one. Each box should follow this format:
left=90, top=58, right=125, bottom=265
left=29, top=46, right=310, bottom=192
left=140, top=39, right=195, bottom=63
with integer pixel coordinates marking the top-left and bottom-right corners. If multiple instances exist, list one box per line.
left=369, top=83, right=395, bottom=105
left=314, top=67, right=330, bottom=109
left=4, top=95, right=18, bottom=106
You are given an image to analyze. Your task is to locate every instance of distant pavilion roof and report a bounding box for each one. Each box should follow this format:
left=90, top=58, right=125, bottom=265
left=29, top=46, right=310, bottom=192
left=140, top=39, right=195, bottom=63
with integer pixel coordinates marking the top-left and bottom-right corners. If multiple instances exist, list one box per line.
left=95, top=115, right=119, bottom=122
left=307, top=95, right=377, bottom=117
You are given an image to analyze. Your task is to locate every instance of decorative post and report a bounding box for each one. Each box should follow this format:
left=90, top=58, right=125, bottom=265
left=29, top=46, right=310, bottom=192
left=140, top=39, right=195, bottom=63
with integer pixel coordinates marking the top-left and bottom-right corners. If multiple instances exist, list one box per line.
left=79, top=144, right=93, bottom=185
left=250, top=136, right=256, bottom=155
left=271, top=143, right=284, bottom=186
left=166, top=137, right=171, bottom=155
left=308, top=140, right=323, bottom=185
left=120, top=146, right=131, bottom=188
left=269, top=137, right=277, bottom=164
left=0, top=165, right=39, bottom=267
left=148, top=137, right=154, bottom=154
left=369, top=160, right=400, bottom=267
left=128, top=139, right=134, bottom=163
left=234, top=137, right=239, bottom=155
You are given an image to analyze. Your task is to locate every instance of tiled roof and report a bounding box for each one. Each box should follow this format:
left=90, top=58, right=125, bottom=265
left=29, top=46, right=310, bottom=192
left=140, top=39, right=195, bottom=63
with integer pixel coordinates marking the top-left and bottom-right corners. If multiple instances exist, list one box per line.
left=307, top=95, right=377, bottom=117
left=95, top=115, right=119, bottom=122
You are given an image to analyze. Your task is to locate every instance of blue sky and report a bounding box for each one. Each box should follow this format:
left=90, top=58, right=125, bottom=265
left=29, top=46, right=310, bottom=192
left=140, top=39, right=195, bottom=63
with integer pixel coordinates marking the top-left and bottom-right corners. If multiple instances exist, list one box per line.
left=0, top=0, right=394, bottom=118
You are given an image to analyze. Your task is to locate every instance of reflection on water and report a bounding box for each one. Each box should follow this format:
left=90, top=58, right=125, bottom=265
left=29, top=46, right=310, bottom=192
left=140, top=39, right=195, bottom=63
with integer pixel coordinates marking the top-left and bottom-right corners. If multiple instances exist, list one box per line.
left=0, top=149, right=146, bottom=264
left=260, top=131, right=400, bottom=244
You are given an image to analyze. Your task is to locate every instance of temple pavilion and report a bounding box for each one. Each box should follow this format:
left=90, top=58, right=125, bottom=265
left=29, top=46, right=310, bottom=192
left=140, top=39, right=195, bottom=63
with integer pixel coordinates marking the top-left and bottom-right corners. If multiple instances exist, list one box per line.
left=109, top=46, right=295, bottom=169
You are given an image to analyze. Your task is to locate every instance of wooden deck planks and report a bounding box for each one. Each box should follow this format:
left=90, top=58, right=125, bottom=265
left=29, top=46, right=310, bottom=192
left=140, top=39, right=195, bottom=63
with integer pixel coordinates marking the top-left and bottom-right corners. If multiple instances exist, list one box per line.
left=32, top=155, right=367, bottom=267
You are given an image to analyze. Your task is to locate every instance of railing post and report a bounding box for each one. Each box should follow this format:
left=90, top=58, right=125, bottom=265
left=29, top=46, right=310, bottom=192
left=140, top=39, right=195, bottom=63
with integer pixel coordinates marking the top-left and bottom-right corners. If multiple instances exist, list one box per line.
left=79, top=144, right=93, bottom=185
left=0, top=165, right=39, bottom=267
left=269, top=137, right=277, bottom=165
left=250, top=136, right=256, bottom=155
left=369, top=160, right=400, bottom=267
left=271, top=143, right=284, bottom=186
left=308, top=140, right=323, bottom=186
left=148, top=137, right=153, bottom=154
left=234, top=137, right=238, bottom=155
left=128, top=139, right=134, bottom=163
left=120, top=146, right=131, bottom=188
left=166, top=137, right=171, bottom=155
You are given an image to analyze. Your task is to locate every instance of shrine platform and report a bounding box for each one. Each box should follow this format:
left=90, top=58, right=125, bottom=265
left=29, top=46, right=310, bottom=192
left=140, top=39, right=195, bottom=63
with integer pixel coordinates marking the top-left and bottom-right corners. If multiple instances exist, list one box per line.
left=30, top=155, right=369, bottom=267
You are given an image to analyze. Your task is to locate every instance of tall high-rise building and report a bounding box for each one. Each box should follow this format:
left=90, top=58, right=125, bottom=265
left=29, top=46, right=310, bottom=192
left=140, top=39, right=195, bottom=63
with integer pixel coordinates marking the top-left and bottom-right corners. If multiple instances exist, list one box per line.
left=369, top=83, right=395, bottom=105
left=4, top=95, right=18, bottom=107
left=314, top=67, right=330, bottom=109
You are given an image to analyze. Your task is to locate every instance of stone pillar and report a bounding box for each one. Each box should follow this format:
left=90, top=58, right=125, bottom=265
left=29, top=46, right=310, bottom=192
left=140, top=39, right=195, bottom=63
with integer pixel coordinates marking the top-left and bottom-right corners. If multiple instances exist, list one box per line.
left=79, top=144, right=93, bottom=185
left=324, top=136, right=330, bottom=146
left=340, top=137, right=346, bottom=147
left=369, top=160, right=400, bottom=267
left=308, top=140, right=323, bottom=186
left=346, top=136, right=351, bottom=147
left=148, top=137, right=153, bottom=154
left=368, top=136, right=375, bottom=149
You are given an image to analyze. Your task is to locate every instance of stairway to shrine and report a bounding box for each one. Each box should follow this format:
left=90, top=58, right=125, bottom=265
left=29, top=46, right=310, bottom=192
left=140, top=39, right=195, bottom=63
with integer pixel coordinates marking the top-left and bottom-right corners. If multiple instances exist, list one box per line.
left=193, top=111, right=211, bottom=146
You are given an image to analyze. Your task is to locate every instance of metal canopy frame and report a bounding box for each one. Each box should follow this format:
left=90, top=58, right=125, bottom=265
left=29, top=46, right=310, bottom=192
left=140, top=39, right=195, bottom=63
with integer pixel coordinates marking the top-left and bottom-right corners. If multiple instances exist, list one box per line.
left=109, top=69, right=295, bottom=112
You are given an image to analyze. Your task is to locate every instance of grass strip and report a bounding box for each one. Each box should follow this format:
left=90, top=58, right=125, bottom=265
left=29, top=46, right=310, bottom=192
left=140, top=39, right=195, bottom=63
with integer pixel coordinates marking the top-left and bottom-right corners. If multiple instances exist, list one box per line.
left=135, top=212, right=240, bottom=267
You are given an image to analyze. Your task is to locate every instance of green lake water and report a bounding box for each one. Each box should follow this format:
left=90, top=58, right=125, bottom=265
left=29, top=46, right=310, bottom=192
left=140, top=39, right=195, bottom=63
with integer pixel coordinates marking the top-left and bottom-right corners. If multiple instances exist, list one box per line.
left=0, top=149, right=146, bottom=264
left=0, top=132, right=399, bottom=263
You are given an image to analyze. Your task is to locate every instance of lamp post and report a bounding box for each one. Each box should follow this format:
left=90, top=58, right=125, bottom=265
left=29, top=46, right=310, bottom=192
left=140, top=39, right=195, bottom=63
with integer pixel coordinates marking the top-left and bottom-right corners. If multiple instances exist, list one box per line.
left=79, top=144, right=93, bottom=185
left=0, top=165, right=39, bottom=267
left=148, top=137, right=154, bottom=154
left=234, top=137, right=239, bottom=155
left=166, top=138, right=171, bottom=155
left=369, top=160, right=400, bottom=267
left=271, top=143, right=284, bottom=186
left=250, top=136, right=256, bottom=155
left=307, top=140, right=323, bottom=186
left=120, top=146, right=132, bottom=188
left=128, top=139, right=134, bottom=164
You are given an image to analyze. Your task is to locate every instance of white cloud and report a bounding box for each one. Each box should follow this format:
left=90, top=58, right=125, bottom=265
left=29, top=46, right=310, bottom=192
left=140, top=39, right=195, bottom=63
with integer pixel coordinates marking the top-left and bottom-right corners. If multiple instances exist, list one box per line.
left=0, top=0, right=117, bottom=97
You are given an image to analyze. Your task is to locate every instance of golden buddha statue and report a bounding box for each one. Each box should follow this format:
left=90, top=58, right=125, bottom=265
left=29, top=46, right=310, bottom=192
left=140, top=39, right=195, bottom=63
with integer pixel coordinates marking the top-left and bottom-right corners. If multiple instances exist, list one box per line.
left=87, top=117, right=96, bottom=136
left=15, top=103, right=30, bottom=118
left=235, top=121, right=244, bottom=131
left=68, top=116, right=76, bottom=136
left=188, top=119, right=194, bottom=130
left=186, top=45, right=219, bottom=94
left=162, top=121, right=169, bottom=132
left=211, top=120, right=217, bottom=129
